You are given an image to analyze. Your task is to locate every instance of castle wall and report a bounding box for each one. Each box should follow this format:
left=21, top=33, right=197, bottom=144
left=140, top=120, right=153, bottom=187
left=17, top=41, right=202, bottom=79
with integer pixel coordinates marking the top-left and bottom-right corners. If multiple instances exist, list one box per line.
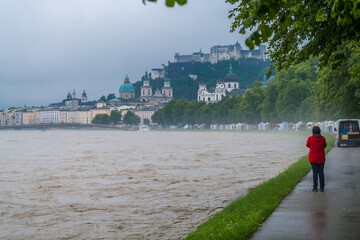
left=176, top=43, right=266, bottom=64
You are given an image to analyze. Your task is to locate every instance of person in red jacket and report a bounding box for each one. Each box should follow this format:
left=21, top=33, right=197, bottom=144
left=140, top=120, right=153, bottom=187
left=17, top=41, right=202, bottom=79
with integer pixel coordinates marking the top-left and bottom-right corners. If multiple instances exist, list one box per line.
left=306, top=126, right=327, bottom=192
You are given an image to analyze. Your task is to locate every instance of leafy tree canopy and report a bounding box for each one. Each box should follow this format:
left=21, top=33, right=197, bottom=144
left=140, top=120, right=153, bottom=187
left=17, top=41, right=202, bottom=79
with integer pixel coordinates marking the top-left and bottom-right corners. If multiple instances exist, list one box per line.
left=107, top=93, right=116, bottom=101
left=110, top=109, right=122, bottom=124
left=226, top=0, right=360, bottom=72
left=92, top=114, right=110, bottom=124
left=315, top=40, right=360, bottom=119
left=99, top=95, right=106, bottom=102
left=143, top=0, right=186, bottom=7
left=123, top=111, right=141, bottom=125
left=143, top=118, right=151, bottom=125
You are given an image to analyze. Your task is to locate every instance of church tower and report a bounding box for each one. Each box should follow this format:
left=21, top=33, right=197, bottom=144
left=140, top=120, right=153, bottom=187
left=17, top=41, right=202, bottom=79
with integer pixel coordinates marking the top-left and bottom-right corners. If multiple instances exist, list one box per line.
left=81, top=90, right=88, bottom=103
left=162, top=71, right=173, bottom=99
left=141, top=70, right=152, bottom=99
left=72, top=89, right=76, bottom=99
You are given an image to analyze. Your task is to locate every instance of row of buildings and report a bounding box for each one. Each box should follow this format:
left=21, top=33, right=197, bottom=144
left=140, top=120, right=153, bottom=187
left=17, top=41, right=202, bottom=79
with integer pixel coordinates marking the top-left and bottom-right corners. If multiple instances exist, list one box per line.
left=0, top=105, right=158, bottom=126
left=1, top=73, right=174, bottom=126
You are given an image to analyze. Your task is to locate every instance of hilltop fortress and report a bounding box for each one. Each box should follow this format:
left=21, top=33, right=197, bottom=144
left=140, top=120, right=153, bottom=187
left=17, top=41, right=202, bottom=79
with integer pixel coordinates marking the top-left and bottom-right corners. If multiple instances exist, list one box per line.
left=174, top=42, right=267, bottom=64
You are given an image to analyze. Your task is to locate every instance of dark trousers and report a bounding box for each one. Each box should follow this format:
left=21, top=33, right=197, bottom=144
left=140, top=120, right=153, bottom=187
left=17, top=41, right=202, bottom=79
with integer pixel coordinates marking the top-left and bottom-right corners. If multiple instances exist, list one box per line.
left=311, top=162, right=325, bottom=190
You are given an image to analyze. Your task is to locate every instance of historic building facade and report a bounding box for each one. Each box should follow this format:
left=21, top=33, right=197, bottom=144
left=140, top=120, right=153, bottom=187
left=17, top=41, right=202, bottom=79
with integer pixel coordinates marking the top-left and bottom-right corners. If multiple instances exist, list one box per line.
left=197, top=65, right=242, bottom=103
left=140, top=71, right=173, bottom=104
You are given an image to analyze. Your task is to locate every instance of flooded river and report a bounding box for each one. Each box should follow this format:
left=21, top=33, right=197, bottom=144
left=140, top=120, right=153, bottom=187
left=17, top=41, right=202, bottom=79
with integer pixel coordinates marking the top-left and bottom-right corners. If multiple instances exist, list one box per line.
left=0, top=130, right=308, bottom=239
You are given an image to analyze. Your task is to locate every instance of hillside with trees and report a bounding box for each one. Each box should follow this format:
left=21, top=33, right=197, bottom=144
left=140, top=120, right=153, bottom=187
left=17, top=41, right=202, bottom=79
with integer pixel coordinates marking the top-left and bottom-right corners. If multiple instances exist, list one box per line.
left=152, top=57, right=360, bottom=126
left=133, top=58, right=272, bottom=100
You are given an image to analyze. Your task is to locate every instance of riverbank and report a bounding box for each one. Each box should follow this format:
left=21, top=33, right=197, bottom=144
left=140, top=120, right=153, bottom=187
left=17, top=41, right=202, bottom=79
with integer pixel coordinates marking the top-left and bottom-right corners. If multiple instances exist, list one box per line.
left=182, top=133, right=335, bottom=240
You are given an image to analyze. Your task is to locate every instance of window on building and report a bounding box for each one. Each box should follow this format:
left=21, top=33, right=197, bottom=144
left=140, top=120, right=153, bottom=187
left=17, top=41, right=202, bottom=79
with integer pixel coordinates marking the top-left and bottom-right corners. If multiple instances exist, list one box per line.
left=208, top=97, right=211, bottom=101
left=228, top=83, right=231, bottom=88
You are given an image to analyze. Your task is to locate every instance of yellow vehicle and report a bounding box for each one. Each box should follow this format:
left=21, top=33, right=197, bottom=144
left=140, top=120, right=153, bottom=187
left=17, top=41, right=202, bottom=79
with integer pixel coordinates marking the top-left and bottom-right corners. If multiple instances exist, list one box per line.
left=335, top=119, right=360, bottom=147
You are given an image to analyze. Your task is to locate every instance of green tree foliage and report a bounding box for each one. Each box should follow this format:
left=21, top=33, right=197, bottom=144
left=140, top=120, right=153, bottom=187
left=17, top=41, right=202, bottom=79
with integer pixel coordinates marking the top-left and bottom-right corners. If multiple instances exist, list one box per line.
left=238, top=81, right=265, bottom=123
left=143, top=118, right=151, bottom=125
left=151, top=59, right=337, bottom=125
left=226, top=0, right=360, bottom=72
left=275, top=60, right=317, bottom=122
left=123, top=111, right=141, bottom=125
left=107, top=93, right=116, bottom=101
left=261, top=83, right=279, bottom=123
left=92, top=114, right=110, bottom=124
left=109, top=109, right=122, bottom=124
left=143, top=0, right=186, bottom=7
left=152, top=96, right=244, bottom=126
left=315, top=41, right=360, bottom=119
left=171, top=77, right=198, bottom=100
left=99, top=95, right=106, bottom=102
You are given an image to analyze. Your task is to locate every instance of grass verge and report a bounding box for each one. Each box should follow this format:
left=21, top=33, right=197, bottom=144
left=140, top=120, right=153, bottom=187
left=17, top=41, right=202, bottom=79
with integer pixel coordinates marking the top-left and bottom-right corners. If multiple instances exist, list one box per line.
left=182, top=133, right=335, bottom=240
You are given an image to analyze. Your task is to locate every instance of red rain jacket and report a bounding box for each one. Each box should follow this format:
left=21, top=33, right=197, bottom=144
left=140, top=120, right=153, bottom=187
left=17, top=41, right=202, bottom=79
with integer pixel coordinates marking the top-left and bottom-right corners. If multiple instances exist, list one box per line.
left=306, top=135, right=327, bottom=163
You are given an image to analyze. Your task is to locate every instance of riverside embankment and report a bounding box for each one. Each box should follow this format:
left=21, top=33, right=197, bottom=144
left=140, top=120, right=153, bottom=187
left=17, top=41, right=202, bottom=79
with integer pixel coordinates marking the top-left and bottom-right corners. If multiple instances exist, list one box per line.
left=183, top=133, right=334, bottom=240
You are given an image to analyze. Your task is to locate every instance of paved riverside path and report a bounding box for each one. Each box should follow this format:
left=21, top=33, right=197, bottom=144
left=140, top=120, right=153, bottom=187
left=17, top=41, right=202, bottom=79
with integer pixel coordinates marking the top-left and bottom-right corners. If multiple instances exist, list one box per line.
left=251, top=145, right=360, bottom=240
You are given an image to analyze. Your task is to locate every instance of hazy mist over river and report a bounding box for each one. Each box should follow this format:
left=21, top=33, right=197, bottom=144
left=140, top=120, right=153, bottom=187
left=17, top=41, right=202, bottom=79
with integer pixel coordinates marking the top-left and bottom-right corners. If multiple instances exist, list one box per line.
left=0, top=130, right=308, bottom=239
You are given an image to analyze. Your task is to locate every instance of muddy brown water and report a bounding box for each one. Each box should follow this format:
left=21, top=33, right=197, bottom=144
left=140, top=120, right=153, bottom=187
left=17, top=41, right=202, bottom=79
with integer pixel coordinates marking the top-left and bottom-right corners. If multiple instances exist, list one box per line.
left=0, top=130, right=308, bottom=239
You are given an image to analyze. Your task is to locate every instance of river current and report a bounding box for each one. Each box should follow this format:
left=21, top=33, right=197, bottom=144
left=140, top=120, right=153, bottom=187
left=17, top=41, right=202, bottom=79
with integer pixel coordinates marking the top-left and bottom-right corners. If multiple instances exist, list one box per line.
left=0, top=129, right=308, bottom=239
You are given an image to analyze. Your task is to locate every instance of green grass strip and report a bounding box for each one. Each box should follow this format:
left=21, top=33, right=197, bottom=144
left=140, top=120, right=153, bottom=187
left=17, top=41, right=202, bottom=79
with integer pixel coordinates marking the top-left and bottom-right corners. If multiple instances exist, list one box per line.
left=182, top=134, right=335, bottom=240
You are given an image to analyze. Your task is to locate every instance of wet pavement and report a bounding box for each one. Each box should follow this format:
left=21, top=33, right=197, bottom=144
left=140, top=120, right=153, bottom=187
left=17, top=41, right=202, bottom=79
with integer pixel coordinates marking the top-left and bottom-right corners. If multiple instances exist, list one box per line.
left=251, top=145, right=360, bottom=240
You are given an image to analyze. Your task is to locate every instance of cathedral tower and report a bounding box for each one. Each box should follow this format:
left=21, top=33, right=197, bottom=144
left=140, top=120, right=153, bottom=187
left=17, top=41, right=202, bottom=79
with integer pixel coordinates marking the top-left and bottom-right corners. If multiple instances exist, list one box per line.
left=162, top=71, right=173, bottom=99
left=81, top=90, right=88, bottom=102
left=141, top=70, right=152, bottom=99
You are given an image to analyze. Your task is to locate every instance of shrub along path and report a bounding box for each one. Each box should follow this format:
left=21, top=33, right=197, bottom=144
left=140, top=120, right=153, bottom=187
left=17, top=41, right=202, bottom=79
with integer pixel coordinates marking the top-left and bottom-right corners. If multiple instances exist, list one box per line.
left=183, top=134, right=335, bottom=240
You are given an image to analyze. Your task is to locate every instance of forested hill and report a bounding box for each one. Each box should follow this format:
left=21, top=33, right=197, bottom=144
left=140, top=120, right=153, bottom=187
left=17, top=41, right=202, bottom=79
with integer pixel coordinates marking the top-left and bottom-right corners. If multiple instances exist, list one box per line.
left=133, top=59, right=272, bottom=100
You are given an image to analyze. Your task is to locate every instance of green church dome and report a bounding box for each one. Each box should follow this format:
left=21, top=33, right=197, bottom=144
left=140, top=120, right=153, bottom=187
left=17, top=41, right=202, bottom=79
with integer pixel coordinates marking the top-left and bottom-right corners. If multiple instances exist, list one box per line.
left=119, top=83, right=135, bottom=92
left=119, top=74, right=135, bottom=93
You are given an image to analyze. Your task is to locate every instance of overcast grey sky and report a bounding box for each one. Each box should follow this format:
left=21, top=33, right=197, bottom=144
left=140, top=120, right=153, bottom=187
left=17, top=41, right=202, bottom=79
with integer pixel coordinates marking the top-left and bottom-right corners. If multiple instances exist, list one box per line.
left=0, top=0, right=249, bottom=109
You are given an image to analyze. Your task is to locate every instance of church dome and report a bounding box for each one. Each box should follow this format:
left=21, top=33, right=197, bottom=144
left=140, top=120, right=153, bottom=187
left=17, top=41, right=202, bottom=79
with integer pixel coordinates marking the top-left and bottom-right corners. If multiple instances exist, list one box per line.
left=224, top=65, right=238, bottom=82
left=119, top=75, right=135, bottom=93
left=119, top=84, right=135, bottom=92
